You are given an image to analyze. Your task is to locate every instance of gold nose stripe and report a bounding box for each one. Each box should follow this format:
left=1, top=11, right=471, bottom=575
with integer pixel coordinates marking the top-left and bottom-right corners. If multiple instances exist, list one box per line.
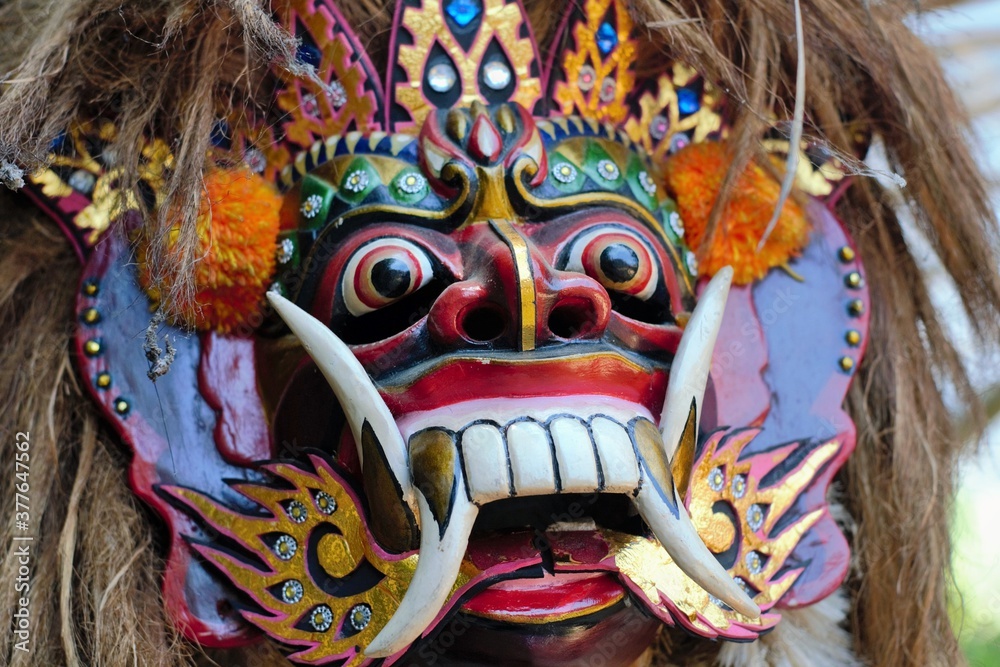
left=489, top=218, right=537, bottom=351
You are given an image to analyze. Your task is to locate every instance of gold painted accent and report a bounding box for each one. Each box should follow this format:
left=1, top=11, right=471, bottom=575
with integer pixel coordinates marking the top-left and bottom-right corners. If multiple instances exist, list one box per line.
left=761, top=138, right=845, bottom=197
left=837, top=245, right=855, bottom=263
left=409, top=429, right=458, bottom=527
left=847, top=299, right=864, bottom=316
left=96, top=372, right=112, bottom=389
left=317, top=532, right=355, bottom=578
left=446, top=109, right=469, bottom=142
left=633, top=418, right=674, bottom=492
left=395, top=0, right=541, bottom=127
left=625, top=65, right=725, bottom=161
left=82, top=308, right=101, bottom=324
left=845, top=329, right=861, bottom=347
left=553, top=0, right=635, bottom=125
left=468, top=165, right=518, bottom=222
left=489, top=219, right=537, bottom=352
left=170, top=460, right=480, bottom=665
left=362, top=424, right=417, bottom=552
left=31, top=169, right=73, bottom=198
left=495, top=105, right=517, bottom=134
left=845, top=271, right=862, bottom=288
left=839, top=356, right=855, bottom=371
left=686, top=433, right=839, bottom=613
left=670, top=401, right=698, bottom=498
left=84, top=340, right=101, bottom=356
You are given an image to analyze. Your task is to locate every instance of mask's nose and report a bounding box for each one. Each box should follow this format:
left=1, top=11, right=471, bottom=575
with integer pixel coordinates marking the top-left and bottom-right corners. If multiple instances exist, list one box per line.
left=427, top=220, right=612, bottom=350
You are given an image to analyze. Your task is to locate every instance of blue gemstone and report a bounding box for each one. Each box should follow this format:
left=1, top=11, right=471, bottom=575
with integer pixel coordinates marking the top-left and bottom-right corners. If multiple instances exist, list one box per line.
left=596, top=22, right=618, bottom=55
left=210, top=120, right=231, bottom=148
left=677, top=88, right=700, bottom=115
left=446, top=0, right=481, bottom=27
left=296, top=44, right=322, bottom=68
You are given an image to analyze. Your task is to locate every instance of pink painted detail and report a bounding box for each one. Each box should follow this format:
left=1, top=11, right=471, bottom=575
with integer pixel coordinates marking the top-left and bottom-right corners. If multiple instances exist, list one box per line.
left=199, top=333, right=273, bottom=465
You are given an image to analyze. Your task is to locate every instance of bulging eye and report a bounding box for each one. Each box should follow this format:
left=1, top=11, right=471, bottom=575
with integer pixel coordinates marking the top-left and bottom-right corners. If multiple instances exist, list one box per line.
left=343, top=239, right=435, bottom=316
left=565, top=228, right=659, bottom=300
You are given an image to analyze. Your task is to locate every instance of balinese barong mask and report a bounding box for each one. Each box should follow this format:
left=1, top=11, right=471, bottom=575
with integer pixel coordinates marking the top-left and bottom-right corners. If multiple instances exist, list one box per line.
left=25, top=0, right=870, bottom=664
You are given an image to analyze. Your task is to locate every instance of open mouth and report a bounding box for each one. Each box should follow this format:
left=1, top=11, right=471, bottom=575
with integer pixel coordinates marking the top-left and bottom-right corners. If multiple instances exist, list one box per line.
left=265, top=266, right=759, bottom=659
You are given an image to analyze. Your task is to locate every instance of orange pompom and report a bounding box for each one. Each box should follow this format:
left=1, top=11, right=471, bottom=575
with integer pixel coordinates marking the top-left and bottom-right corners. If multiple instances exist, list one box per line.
left=139, top=167, right=282, bottom=332
left=664, top=142, right=810, bottom=284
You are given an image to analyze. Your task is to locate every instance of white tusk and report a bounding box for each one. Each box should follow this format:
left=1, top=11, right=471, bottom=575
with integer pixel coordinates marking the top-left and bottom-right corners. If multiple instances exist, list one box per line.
left=660, top=266, right=733, bottom=458
left=364, top=476, right=478, bottom=658
left=267, top=292, right=413, bottom=507
left=633, top=467, right=760, bottom=618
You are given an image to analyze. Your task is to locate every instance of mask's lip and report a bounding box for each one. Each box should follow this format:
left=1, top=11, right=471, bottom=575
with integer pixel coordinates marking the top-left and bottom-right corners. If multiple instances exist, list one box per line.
left=378, top=352, right=668, bottom=415
left=394, top=395, right=656, bottom=442
left=460, top=570, right=627, bottom=624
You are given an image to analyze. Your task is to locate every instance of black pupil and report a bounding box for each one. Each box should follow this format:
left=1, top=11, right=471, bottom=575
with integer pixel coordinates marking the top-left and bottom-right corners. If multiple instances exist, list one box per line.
left=370, top=257, right=411, bottom=299
left=599, top=243, right=639, bottom=283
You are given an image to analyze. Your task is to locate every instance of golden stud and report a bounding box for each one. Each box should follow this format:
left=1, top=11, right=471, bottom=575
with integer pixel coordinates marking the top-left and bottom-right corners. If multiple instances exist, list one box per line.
left=847, top=299, right=864, bottom=316
left=845, top=330, right=861, bottom=347
left=838, top=246, right=855, bottom=263
left=839, top=356, right=855, bottom=372
left=83, top=339, right=102, bottom=356
left=96, top=372, right=112, bottom=389
left=114, top=398, right=130, bottom=415
left=82, top=308, right=101, bottom=324
left=844, top=272, right=862, bottom=289
left=82, top=281, right=99, bottom=297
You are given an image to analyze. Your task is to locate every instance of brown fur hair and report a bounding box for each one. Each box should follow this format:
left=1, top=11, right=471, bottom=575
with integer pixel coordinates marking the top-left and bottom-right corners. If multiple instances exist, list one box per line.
left=1, top=0, right=996, bottom=665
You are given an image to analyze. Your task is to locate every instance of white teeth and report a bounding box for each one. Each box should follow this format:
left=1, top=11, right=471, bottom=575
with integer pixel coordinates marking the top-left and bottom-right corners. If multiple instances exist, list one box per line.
left=550, top=417, right=600, bottom=491
left=590, top=417, right=640, bottom=493
left=266, top=293, right=414, bottom=511
left=660, top=266, right=733, bottom=459
left=506, top=421, right=557, bottom=494
left=365, top=474, right=478, bottom=658
left=634, top=468, right=760, bottom=619
left=461, top=424, right=510, bottom=503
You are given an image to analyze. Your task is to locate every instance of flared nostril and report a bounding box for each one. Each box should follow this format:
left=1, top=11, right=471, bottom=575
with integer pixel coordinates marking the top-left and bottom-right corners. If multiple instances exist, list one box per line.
left=548, top=298, right=601, bottom=340
left=459, top=305, right=508, bottom=343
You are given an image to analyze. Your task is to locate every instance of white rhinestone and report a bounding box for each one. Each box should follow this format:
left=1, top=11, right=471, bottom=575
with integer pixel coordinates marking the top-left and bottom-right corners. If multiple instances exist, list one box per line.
left=68, top=169, right=96, bottom=194
left=731, top=474, right=747, bottom=499
left=708, top=594, right=730, bottom=610
left=596, top=159, right=620, bottom=181
left=272, top=534, right=298, bottom=561
left=482, top=61, right=511, bottom=90
left=243, top=148, right=266, bottom=173
left=551, top=162, right=578, bottom=184
left=685, top=250, right=698, bottom=275
left=397, top=172, right=427, bottom=195
left=302, top=93, right=319, bottom=116
left=285, top=500, right=308, bottom=523
left=669, top=211, right=685, bottom=237
left=343, top=169, right=369, bottom=193
left=650, top=114, right=669, bottom=140
left=745, top=551, right=764, bottom=575
left=427, top=63, right=457, bottom=93
left=669, top=133, right=690, bottom=154
left=310, top=605, right=334, bottom=632
left=734, top=576, right=754, bottom=597
left=314, top=491, right=337, bottom=515
left=707, top=466, right=724, bottom=492
left=276, top=238, right=294, bottom=264
left=281, top=579, right=304, bottom=604
left=747, top=504, right=765, bottom=531
left=599, top=77, right=616, bottom=102
left=638, top=171, right=657, bottom=196
left=577, top=65, right=597, bottom=92
left=349, top=604, right=372, bottom=631
left=301, top=193, right=323, bottom=218
left=328, top=80, right=347, bottom=108
left=268, top=282, right=283, bottom=296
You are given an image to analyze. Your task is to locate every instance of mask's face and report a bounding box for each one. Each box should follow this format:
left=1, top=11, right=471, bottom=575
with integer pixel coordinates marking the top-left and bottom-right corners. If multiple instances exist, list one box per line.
left=46, top=1, right=867, bottom=663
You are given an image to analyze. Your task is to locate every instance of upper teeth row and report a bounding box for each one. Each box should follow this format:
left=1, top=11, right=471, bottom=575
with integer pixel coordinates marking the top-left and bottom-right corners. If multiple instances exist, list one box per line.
left=410, top=414, right=658, bottom=506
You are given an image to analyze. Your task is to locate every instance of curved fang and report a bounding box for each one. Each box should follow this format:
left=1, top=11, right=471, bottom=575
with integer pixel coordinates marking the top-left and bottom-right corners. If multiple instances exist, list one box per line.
left=267, top=292, right=413, bottom=508
left=364, top=478, right=478, bottom=658
left=634, top=469, right=760, bottom=618
left=660, top=266, right=733, bottom=458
